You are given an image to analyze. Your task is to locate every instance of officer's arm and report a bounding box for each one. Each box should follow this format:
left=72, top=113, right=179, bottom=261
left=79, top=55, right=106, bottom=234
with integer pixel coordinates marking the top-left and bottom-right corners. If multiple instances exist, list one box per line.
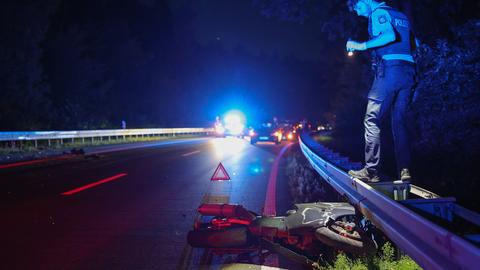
left=364, top=10, right=396, bottom=49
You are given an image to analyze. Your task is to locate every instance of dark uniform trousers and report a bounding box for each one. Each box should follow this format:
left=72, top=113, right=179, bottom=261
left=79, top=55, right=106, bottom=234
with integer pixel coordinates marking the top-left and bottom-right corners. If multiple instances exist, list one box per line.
left=364, top=60, right=415, bottom=173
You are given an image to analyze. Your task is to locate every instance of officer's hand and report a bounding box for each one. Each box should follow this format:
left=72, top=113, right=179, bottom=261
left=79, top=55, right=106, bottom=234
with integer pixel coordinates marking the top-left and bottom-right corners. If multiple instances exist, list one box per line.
left=346, top=40, right=367, bottom=52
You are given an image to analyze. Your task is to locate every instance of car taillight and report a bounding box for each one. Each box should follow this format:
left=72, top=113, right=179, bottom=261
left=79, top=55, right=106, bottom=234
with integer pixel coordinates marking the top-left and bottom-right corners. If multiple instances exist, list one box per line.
left=274, top=131, right=282, bottom=141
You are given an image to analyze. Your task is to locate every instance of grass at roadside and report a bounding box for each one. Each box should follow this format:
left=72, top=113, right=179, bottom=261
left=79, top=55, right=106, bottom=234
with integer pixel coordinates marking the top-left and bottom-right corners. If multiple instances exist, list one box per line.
left=320, top=242, right=421, bottom=270
left=313, top=134, right=333, bottom=143
left=0, top=135, right=201, bottom=164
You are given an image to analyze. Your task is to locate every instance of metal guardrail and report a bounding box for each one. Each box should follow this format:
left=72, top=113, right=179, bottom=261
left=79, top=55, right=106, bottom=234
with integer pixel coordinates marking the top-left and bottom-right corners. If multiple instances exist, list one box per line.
left=0, top=128, right=214, bottom=147
left=299, top=133, right=480, bottom=270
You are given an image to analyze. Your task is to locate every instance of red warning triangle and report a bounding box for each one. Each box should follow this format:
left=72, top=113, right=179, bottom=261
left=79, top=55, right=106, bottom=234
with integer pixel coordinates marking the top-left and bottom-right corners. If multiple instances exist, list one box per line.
left=211, top=162, right=231, bottom=181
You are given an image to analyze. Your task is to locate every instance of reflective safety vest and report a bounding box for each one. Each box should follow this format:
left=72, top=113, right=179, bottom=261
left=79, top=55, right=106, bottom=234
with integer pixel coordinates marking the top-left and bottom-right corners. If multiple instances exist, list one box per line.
left=368, top=6, right=415, bottom=59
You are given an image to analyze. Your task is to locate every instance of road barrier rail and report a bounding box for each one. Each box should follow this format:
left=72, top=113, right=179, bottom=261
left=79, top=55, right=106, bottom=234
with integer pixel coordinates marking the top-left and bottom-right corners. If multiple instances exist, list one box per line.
left=299, top=132, right=480, bottom=270
left=0, top=128, right=214, bottom=147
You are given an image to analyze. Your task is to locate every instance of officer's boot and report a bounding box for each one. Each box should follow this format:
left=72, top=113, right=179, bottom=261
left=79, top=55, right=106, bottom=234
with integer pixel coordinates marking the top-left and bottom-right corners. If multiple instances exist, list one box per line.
left=400, top=168, right=411, bottom=182
left=348, top=167, right=380, bottom=183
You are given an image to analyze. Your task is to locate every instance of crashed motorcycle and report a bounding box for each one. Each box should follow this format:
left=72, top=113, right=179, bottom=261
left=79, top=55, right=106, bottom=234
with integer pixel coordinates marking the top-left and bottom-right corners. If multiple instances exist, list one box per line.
left=187, top=202, right=377, bottom=267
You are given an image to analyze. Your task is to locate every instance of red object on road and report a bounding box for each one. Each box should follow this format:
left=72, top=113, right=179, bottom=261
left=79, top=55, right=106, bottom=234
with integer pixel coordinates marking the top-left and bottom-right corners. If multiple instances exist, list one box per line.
left=197, top=203, right=255, bottom=222
left=211, top=162, right=231, bottom=181
left=61, top=173, right=127, bottom=195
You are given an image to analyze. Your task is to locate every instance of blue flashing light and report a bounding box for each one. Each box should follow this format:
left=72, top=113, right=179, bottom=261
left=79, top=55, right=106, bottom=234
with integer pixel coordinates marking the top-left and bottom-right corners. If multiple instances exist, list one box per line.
left=224, top=110, right=246, bottom=136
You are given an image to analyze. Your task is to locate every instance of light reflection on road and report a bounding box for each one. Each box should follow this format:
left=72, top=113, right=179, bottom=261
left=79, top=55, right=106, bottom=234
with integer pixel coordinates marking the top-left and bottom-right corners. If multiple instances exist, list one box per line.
left=210, top=137, right=248, bottom=161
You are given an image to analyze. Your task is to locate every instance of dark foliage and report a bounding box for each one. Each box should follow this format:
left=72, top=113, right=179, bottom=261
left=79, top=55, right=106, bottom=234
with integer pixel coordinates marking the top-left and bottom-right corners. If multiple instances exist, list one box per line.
left=413, top=21, right=480, bottom=155
left=411, top=21, right=480, bottom=209
left=0, top=1, right=55, bottom=130
left=253, top=0, right=359, bottom=39
left=42, top=0, right=175, bottom=129
left=0, top=0, right=334, bottom=130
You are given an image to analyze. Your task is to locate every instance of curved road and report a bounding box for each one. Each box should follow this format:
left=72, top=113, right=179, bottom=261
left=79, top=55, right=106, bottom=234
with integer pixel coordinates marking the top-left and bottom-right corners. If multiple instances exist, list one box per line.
left=1, top=137, right=297, bottom=269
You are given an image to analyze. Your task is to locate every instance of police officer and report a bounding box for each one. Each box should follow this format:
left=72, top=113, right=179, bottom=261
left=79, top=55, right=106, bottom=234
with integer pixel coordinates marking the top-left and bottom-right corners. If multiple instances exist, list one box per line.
left=346, top=0, right=417, bottom=182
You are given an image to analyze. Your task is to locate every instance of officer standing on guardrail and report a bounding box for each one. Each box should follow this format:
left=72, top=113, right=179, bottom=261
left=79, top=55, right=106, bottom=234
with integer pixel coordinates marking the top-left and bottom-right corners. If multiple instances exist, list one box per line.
left=345, top=0, right=417, bottom=183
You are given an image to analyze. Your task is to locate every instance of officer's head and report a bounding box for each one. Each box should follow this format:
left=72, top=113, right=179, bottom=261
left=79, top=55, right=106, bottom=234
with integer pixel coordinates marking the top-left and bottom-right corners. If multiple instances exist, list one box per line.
left=347, top=0, right=375, bottom=17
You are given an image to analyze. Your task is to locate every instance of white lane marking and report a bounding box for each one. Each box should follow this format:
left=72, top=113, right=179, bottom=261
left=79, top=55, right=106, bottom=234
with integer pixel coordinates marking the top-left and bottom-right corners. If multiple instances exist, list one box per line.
left=181, top=150, right=201, bottom=157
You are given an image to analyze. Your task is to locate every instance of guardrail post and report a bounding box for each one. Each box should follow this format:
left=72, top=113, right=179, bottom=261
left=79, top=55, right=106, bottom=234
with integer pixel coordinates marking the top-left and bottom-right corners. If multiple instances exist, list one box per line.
left=60, top=139, right=63, bottom=145
left=82, top=137, right=85, bottom=143
left=34, top=140, right=38, bottom=148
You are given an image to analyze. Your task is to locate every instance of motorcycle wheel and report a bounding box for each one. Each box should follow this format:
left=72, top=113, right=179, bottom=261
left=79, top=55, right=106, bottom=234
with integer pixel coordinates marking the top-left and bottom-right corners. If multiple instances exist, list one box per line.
left=315, top=221, right=377, bottom=255
left=187, top=226, right=251, bottom=248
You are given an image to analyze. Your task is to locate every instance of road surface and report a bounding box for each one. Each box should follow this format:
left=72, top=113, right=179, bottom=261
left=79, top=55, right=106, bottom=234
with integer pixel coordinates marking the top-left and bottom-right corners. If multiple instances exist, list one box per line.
left=1, top=137, right=297, bottom=269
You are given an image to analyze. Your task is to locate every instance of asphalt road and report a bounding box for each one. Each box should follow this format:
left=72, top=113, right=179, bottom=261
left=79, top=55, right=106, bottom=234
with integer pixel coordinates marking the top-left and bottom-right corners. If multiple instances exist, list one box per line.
left=1, top=137, right=297, bottom=270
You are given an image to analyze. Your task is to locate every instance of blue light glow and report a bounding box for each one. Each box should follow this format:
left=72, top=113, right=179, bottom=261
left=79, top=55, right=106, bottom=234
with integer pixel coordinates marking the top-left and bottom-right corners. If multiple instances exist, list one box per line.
left=249, top=164, right=263, bottom=174
left=224, top=110, right=246, bottom=135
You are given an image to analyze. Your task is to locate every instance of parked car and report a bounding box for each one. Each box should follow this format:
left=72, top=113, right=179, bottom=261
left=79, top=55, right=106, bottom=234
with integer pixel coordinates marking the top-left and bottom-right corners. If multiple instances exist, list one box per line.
left=281, top=126, right=298, bottom=141
left=249, top=123, right=282, bottom=145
